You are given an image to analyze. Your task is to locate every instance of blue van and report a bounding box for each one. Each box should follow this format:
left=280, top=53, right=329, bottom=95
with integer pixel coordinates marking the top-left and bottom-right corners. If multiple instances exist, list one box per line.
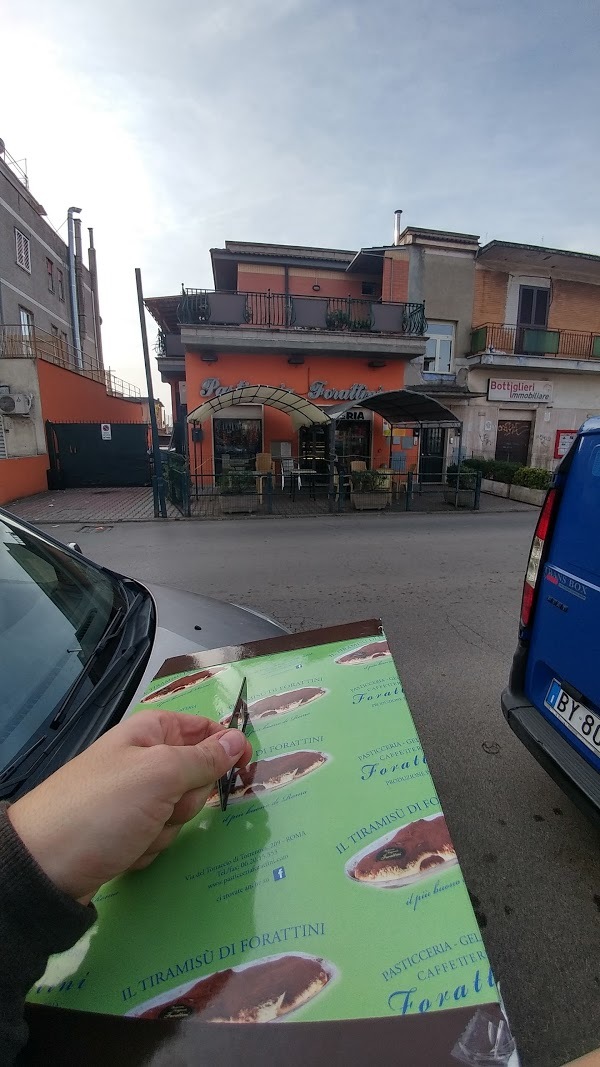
left=502, top=417, right=600, bottom=823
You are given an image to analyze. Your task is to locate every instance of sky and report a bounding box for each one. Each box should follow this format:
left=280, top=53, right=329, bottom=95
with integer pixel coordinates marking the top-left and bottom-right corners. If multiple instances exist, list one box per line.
left=2, top=0, right=599, bottom=411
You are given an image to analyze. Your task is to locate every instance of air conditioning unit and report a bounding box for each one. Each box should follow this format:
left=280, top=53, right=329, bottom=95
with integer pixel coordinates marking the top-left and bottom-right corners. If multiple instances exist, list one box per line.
left=0, top=392, right=32, bottom=416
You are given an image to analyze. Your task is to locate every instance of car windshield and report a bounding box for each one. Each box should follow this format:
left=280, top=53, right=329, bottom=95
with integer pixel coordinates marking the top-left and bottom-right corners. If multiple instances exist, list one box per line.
left=0, top=518, right=121, bottom=769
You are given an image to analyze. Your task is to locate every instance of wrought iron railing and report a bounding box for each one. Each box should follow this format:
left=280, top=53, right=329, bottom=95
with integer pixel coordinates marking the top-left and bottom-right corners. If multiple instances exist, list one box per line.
left=177, top=289, right=426, bottom=336
left=0, top=325, right=141, bottom=398
left=471, top=323, right=600, bottom=361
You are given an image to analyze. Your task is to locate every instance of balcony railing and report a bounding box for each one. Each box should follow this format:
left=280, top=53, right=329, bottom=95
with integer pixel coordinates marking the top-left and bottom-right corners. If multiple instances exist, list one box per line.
left=177, top=289, right=426, bottom=336
left=471, top=323, right=600, bottom=361
left=0, top=325, right=141, bottom=399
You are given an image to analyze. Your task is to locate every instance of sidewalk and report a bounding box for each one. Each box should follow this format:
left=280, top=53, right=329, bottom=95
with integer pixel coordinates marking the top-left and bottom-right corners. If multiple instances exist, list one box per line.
left=5, top=487, right=178, bottom=523
left=4, top=487, right=537, bottom=524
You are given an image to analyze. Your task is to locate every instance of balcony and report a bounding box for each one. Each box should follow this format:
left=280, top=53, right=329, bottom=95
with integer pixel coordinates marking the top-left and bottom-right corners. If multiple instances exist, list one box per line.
left=0, top=326, right=141, bottom=399
left=174, top=289, right=427, bottom=362
left=470, top=323, right=600, bottom=369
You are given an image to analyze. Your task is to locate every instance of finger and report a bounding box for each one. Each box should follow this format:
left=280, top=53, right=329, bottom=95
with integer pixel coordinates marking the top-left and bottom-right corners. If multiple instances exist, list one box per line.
left=143, top=823, right=181, bottom=855
left=170, top=784, right=214, bottom=826
left=174, top=728, right=249, bottom=794
left=125, top=711, right=223, bottom=749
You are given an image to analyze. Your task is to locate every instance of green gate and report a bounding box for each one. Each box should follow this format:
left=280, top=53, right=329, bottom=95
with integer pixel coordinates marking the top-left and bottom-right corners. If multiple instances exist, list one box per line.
left=46, top=421, right=151, bottom=489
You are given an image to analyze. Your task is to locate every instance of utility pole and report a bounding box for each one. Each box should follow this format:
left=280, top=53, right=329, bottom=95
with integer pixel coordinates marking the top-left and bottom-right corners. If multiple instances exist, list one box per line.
left=135, top=268, right=167, bottom=518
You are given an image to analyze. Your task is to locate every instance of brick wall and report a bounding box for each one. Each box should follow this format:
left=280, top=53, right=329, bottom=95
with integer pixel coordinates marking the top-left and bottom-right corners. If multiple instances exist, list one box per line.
left=381, top=251, right=409, bottom=303
left=472, top=268, right=509, bottom=324
left=548, top=279, right=600, bottom=334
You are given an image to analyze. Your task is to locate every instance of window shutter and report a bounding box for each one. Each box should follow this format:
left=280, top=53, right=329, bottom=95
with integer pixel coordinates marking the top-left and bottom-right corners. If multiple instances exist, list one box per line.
left=15, top=229, right=31, bottom=272
left=0, top=418, right=7, bottom=459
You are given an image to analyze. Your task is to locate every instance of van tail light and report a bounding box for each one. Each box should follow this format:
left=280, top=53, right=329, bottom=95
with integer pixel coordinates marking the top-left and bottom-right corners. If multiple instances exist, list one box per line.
left=520, top=488, right=558, bottom=629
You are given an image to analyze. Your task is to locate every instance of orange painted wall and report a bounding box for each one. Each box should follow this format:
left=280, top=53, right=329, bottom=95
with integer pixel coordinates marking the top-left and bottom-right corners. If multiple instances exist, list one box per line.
left=237, top=265, right=378, bottom=300
left=37, top=361, right=146, bottom=424
left=0, top=455, right=48, bottom=505
left=185, top=351, right=406, bottom=471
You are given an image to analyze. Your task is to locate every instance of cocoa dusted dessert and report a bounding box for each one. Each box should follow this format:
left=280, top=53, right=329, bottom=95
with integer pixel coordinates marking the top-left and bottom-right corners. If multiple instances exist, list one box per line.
left=335, top=640, right=390, bottom=665
left=141, top=665, right=226, bottom=704
left=206, top=750, right=328, bottom=805
left=136, top=954, right=332, bottom=1023
left=348, top=814, right=457, bottom=886
left=222, top=686, right=326, bottom=724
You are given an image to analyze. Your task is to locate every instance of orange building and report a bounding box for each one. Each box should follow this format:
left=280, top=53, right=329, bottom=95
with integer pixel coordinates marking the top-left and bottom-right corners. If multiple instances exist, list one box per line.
left=0, top=331, right=145, bottom=505
left=146, top=230, right=427, bottom=481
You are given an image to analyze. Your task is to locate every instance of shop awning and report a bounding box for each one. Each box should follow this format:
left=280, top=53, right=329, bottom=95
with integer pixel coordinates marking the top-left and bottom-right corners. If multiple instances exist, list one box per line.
left=327, top=389, right=461, bottom=427
left=187, top=385, right=331, bottom=431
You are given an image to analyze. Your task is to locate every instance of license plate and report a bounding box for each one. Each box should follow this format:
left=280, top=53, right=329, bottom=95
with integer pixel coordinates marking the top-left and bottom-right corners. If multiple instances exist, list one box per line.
left=545, top=679, right=600, bottom=758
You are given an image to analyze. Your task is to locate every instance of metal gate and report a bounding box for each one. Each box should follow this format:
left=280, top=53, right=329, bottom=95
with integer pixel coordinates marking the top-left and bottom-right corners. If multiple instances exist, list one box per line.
left=46, top=421, right=151, bottom=489
left=418, top=427, right=446, bottom=483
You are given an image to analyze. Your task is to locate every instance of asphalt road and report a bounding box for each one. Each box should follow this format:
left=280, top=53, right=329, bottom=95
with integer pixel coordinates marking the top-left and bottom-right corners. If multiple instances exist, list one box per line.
left=41, top=511, right=600, bottom=1067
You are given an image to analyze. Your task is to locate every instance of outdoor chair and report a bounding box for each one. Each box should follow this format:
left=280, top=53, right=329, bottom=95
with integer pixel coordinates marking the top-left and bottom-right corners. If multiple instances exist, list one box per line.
left=255, top=452, right=275, bottom=474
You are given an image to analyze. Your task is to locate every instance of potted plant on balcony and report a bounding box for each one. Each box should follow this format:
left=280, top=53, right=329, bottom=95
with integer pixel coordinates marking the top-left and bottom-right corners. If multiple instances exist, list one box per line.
left=351, top=469, right=391, bottom=510
left=219, top=469, right=258, bottom=513
left=444, top=465, right=477, bottom=507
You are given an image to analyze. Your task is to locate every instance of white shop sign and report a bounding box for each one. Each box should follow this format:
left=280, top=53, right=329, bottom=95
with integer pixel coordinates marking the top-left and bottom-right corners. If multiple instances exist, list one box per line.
left=487, top=378, right=553, bottom=404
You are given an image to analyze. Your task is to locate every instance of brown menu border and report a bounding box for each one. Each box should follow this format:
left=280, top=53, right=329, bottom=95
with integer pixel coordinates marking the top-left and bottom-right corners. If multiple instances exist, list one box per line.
left=153, top=618, right=384, bottom=679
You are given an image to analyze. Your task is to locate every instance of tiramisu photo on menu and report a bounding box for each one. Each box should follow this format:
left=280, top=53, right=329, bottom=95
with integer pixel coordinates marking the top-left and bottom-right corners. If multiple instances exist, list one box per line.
left=221, top=686, right=326, bottom=724
left=205, top=751, right=329, bottom=806
left=345, top=814, right=458, bottom=888
left=128, top=953, right=336, bottom=1023
left=141, top=666, right=228, bottom=705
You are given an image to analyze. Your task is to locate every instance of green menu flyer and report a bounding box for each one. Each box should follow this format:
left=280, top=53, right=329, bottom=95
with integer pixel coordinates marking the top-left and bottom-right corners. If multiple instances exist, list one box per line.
left=28, top=621, right=518, bottom=1064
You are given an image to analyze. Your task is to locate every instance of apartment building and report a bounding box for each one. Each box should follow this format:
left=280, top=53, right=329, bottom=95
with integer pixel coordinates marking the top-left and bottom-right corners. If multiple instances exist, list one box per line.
left=146, top=228, right=427, bottom=480
left=0, top=142, right=103, bottom=372
left=466, top=241, right=600, bottom=468
left=0, top=142, right=145, bottom=505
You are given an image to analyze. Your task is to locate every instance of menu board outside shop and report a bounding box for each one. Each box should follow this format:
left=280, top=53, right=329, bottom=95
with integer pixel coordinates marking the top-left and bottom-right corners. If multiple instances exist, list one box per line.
left=29, top=621, right=519, bottom=1065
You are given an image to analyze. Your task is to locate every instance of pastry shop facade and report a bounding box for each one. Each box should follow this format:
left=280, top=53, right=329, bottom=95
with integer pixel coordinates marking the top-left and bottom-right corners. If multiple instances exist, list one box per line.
left=146, top=239, right=428, bottom=478
left=181, top=355, right=423, bottom=476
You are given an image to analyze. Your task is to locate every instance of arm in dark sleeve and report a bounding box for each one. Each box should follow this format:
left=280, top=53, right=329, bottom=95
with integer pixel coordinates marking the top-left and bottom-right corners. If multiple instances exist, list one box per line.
left=0, top=803, right=97, bottom=1065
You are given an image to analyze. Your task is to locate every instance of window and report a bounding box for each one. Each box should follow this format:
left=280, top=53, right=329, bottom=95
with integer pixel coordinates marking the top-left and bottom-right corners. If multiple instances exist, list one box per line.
left=46, top=258, right=55, bottom=293
left=57, top=268, right=65, bottom=301
left=361, top=282, right=376, bottom=296
left=15, top=229, right=31, bottom=273
left=19, top=307, right=34, bottom=356
left=517, top=286, right=549, bottom=328
left=424, top=321, right=454, bottom=373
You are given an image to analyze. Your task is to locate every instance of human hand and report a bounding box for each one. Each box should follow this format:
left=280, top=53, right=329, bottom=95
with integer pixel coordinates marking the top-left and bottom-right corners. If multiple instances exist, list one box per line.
left=8, top=711, right=252, bottom=904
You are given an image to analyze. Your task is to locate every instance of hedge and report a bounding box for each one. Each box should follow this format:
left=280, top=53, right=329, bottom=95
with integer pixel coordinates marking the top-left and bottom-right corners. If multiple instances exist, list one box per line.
left=462, top=458, right=551, bottom=490
left=462, top=458, right=521, bottom=484
left=512, top=466, right=552, bottom=490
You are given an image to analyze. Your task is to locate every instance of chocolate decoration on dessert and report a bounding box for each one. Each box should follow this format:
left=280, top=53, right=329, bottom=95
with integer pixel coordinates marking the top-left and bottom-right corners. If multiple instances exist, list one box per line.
left=336, top=640, right=390, bottom=665
left=139, top=954, right=331, bottom=1023
left=207, top=751, right=327, bottom=805
left=246, top=687, right=326, bottom=721
left=349, top=815, right=456, bottom=885
left=142, top=666, right=224, bottom=704
left=375, top=846, right=406, bottom=862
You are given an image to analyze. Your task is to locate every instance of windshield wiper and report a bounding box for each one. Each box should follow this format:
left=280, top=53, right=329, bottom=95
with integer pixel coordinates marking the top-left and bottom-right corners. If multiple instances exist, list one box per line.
left=50, top=591, right=144, bottom=728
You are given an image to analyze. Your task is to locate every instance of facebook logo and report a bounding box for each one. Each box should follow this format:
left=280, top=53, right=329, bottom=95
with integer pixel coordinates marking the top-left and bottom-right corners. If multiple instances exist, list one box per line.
left=272, top=867, right=286, bottom=881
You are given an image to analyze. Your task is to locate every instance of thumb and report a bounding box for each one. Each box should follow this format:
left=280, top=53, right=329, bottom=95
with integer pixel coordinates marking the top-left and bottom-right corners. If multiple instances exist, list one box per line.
left=176, top=729, right=247, bottom=793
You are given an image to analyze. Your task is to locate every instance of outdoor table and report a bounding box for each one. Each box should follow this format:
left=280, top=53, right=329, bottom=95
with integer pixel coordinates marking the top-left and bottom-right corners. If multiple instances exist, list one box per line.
left=289, top=467, right=317, bottom=500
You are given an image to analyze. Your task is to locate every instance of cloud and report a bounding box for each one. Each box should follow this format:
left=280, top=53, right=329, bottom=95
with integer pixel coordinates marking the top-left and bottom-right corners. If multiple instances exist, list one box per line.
left=2, top=0, right=600, bottom=408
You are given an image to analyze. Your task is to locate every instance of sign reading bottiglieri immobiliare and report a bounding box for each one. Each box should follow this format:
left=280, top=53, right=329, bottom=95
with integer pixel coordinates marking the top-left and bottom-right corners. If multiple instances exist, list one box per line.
left=487, top=378, right=553, bottom=403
